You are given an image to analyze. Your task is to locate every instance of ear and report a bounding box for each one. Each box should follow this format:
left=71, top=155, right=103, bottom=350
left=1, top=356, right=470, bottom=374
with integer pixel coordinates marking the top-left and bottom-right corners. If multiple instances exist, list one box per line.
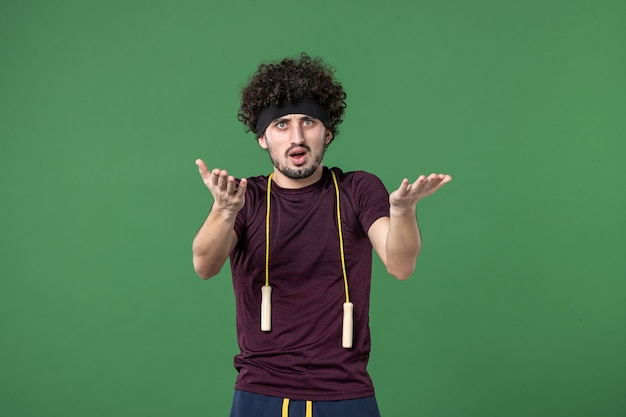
left=324, top=129, right=334, bottom=144
left=258, top=134, right=268, bottom=149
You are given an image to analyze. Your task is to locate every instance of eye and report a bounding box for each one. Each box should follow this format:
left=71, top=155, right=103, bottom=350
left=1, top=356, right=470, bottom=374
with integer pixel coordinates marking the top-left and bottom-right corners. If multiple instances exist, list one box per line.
left=302, top=119, right=314, bottom=126
left=275, top=121, right=287, bottom=129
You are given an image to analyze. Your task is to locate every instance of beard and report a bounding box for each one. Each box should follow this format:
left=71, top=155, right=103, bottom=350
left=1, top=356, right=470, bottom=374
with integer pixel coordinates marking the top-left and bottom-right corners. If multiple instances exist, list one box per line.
left=268, top=145, right=326, bottom=180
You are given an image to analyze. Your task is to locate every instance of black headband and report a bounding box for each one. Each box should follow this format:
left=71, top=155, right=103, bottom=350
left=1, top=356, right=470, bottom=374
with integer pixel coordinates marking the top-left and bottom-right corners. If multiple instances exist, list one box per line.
left=255, top=99, right=331, bottom=135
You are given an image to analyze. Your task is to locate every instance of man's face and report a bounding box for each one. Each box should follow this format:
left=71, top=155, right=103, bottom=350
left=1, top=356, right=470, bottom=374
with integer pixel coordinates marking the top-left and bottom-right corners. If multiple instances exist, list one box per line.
left=258, top=114, right=333, bottom=184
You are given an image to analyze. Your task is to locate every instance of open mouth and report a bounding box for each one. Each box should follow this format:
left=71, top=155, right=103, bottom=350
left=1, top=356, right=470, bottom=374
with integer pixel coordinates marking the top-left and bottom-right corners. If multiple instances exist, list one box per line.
left=288, top=148, right=308, bottom=165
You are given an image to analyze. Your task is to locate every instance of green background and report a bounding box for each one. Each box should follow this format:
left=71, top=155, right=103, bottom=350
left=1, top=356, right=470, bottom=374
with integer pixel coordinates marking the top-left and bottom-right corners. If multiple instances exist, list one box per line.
left=1, top=0, right=625, bottom=416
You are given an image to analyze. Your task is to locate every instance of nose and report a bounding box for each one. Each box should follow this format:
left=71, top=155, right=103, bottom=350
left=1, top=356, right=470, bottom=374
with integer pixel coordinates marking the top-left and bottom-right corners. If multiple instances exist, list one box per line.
left=291, top=123, right=305, bottom=145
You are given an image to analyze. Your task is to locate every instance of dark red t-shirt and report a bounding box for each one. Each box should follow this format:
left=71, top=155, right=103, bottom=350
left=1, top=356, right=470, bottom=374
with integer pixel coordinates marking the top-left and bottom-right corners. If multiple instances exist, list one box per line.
left=230, top=167, right=390, bottom=401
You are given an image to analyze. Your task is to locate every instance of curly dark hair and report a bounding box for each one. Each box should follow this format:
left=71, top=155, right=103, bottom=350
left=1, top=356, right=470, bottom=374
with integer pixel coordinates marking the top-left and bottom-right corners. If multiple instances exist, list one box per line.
left=238, top=53, right=347, bottom=140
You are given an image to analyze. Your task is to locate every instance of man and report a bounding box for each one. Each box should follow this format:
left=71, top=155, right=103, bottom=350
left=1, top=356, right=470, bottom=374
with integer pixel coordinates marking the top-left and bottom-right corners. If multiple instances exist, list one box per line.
left=193, top=53, right=451, bottom=417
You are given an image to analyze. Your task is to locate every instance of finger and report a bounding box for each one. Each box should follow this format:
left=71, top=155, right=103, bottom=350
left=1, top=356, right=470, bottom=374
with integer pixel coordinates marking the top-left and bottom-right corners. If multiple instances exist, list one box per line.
left=429, top=174, right=452, bottom=187
left=397, top=178, right=409, bottom=194
left=236, top=178, right=248, bottom=196
left=196, top=159, right=209, bottom=178
left=410, top=175, right=439, bottom=195
left=426, top=175, right=452, bottom=193
left=209, top=169, right=221, bottom=186
left=217, top=170, right=229, bottom=189
left=211, top=169, right=226, bottom=186
left=409, top=175, right=427, bottom=189
left=429, top=176, right=449, bottom=190
left=226, top=176, right=237, bottom=194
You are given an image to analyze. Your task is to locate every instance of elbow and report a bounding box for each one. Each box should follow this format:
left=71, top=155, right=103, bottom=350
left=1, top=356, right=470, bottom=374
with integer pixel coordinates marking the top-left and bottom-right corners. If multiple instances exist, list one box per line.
left=385, top=244, right=421, bottom=280
left=386, top=254, right=418, bottom=281
left=193, top=257, right=220, bottom=280
left=387, top=264, right=415, bottom=281
left=195, top=270, right=216, bottom=280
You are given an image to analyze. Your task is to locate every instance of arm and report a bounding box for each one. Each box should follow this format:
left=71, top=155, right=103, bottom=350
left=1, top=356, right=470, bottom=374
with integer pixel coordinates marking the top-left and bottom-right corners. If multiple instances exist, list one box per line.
left=368, top=173, right=452, bottom=280
left=192, top=159, right=248, bottom=279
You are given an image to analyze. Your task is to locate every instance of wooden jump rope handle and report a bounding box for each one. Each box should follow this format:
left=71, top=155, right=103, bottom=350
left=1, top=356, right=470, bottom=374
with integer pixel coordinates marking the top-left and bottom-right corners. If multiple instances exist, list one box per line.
left=342, top=302, right=353, bottom=348
left=261, top=285, right=272, bottom=331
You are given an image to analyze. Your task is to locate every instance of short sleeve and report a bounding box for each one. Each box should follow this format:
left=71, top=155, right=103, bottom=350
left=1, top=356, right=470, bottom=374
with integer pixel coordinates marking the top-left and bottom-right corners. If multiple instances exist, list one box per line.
left=352, top=172, right=390, bottom=234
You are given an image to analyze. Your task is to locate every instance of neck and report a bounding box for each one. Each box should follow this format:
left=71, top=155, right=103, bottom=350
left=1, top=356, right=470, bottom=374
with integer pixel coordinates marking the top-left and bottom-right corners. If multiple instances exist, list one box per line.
left=270, top=165, right=325, bottom=189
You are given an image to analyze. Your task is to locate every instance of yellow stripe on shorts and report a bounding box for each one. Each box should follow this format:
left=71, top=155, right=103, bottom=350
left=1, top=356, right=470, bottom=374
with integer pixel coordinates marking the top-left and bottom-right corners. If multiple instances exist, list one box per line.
left=280, top=397, right=312, bottom=417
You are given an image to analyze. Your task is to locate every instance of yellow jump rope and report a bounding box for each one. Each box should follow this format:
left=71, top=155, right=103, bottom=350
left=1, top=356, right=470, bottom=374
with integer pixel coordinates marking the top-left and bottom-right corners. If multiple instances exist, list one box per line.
left=260, top=169, right=353, bottom=349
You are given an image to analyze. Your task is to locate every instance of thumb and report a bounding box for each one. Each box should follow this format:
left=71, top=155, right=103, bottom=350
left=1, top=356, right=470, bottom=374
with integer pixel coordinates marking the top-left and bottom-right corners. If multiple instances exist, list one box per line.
left=195, top=159, right=209, bottom=178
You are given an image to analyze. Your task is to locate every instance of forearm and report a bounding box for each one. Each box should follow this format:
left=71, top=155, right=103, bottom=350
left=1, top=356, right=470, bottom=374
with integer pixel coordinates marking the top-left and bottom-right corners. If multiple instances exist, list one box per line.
left=385, top=206, right=422, bottom=280
left=371, top=173, right=450, bottom=280
left=192, top=207, right=238, bottom=279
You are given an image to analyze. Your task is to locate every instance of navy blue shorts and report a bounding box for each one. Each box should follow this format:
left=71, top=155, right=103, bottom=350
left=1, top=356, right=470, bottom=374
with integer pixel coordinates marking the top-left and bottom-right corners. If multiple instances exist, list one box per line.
left=229, top=390, right=382, bottom=417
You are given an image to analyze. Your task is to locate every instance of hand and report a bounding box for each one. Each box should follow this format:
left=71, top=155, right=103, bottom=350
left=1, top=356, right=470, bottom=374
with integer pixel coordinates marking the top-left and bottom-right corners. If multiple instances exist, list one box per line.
left=195, top=159, right=247, bottom=213
left=389, top=173, right=452, bottom=212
